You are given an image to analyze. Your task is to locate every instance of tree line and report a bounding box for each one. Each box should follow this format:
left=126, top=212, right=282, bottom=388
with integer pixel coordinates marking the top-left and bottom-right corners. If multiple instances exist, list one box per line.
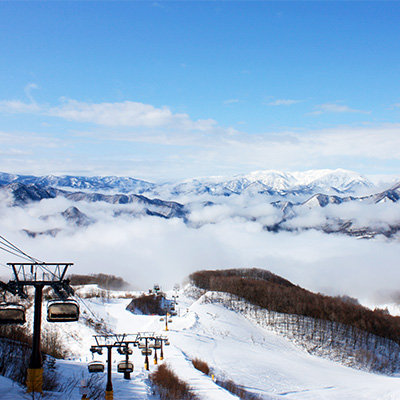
left=189, top=268, right=400, bottom=345
left=68, top=273, right=131, bottom=290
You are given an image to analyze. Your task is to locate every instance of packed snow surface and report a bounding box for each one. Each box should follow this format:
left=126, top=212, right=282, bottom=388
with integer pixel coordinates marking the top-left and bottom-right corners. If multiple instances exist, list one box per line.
left=2, top=288, right=400, bottom=399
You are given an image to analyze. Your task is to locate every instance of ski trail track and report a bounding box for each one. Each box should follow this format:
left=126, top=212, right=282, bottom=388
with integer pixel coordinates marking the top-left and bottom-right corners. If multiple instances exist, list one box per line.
left=2, top=289, right=400, bottom=399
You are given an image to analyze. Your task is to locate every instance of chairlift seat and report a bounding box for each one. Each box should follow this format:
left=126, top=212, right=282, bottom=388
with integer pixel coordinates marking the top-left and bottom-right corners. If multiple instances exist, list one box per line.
left=117, top=362, right=134, bottom=373
left=88, top=361, right=105, bottom=373
left=47, top=299, right=79, bottom=322
left=141, top=349, right=152, bottom=356
left=117, top=347, right=133, bottom=355
left=90, top=346, right=103, bottom=355
left=0, top=303, right=26, bottom=325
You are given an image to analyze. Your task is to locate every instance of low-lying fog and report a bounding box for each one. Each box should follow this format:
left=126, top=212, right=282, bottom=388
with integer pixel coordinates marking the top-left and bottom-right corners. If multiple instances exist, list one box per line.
left=1, top=190, right=399, bottom=306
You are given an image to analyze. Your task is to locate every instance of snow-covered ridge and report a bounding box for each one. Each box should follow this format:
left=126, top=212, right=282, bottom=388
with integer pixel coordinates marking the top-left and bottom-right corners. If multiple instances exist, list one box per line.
left=0, top=168, right=378, bottom=197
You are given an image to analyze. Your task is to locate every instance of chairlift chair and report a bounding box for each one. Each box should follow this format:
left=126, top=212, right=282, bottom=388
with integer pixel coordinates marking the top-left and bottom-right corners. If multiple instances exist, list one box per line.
left=47, top=299, right=80, bottom=322
left=117, top=347, right=133, bottom=355
left=0, top=303, right=26, bottom=325
left=90, top=346, right=103, bottom=355
left=88, top=360, right=105, bottom=373
left=141, top=349, right=152, bottom=356
left=138, top=343, right=146, bottom=349
left=117, top=361, right=134, bottom=373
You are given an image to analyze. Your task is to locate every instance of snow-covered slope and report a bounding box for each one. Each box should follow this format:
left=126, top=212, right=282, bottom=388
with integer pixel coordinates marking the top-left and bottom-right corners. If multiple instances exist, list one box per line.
left=2, top=287, right=400, bottom=399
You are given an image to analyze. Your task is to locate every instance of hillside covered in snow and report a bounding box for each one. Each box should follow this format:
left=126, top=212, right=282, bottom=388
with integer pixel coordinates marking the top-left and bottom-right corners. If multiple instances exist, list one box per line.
left=1, top=270, right=400, bottom=399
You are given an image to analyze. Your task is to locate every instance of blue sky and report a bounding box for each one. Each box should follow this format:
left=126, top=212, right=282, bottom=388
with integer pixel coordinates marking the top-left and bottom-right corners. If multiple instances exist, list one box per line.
left=1, top=1, right=400, bottom=181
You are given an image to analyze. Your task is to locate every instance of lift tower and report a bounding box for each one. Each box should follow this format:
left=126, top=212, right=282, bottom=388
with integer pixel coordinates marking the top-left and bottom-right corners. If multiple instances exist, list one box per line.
left=0, top=262, right=77, bottom=394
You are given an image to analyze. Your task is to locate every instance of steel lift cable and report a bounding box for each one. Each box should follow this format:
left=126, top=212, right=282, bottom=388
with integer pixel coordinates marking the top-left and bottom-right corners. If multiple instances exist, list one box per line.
left=0, top=235, right=43, bottom=264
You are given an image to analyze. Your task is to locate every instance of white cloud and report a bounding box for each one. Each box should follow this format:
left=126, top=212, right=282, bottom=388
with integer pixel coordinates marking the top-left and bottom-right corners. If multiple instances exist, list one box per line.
left=1, top=194, right=399, bottom=303
left=268, top=99, right=302, bottom=106
left=1, top=91, right=400, bottom=179
left=310, top=103, right=370, bottom=115
left=0, top=97, right=217, bottom=131
left=24, top=83, right=39, bottom=102
left=224, top=99, right=240, bottom=104
left=215, top=123, right=400, bottom=174
left=46, top=99, right=217, bottom=130
left=0, top=100, right=41, bottom=114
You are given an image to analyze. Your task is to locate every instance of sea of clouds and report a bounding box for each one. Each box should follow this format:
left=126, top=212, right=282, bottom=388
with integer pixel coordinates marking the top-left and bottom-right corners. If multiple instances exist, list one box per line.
left=1, top=189, right=400, bottom=307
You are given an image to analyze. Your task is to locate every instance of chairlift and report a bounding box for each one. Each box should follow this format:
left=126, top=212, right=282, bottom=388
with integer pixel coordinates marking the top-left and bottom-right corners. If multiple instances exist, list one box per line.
left=88, top=360, right=105, bottom=373
left=117, top=361, right=134, bottom=373
left=117, top=347, right=133, bottom=355
left=138, top=343, right=146, bottom=349
left=47, top=299, right=79, bottom=322
left=153, top=341, right=162, bottom=349
left=90, top=346, right=103, bottom=355
left=0, top=303, right=26, bottom=325
left=164, top=340, right=170, bottom=346
left=141, top=349, right=152, bottom=356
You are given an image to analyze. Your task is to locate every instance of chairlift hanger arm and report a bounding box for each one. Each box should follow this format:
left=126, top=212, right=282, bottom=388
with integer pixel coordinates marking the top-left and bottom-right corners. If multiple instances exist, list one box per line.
left=0, top=280, right=28, bottom=300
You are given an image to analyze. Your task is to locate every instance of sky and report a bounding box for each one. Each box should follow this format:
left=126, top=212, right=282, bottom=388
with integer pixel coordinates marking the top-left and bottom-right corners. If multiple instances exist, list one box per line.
left=1, top=1, right=400, bottom=182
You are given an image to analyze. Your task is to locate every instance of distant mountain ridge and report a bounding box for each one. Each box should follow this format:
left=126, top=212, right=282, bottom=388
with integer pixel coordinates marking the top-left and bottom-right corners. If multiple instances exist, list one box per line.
left=0, top=169, right=376, bottom=198
left=0, top=172, right=155, bottom=194
left=1, top=170, right=400, bottom=240
left=176, top=168, right=373, bottom=196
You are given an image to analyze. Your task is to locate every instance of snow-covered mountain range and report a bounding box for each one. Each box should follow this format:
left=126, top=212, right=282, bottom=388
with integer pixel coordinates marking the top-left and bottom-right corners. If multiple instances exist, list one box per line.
left=1, top=169, right=400, bottom=239
left=0, top=168, right=377, bottom=197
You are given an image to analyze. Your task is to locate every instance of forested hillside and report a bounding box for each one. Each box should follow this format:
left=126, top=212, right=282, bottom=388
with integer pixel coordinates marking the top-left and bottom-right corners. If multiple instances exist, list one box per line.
left=189, top=268, right=400, bottom=345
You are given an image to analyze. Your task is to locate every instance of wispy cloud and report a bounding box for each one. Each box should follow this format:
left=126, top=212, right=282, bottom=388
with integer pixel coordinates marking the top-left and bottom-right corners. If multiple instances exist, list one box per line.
left=310, top=103, right=370, bottom=115
left=47, top=99, right=217, bottom=131
left=224, top=99, right=240, bottom=104
left=24, top=83, right=39, bottom=102
left=0, top=98, right=217, bottom=132
left=0, top=83, right=41, bottom=114
left=0, top=100, right=41, bottom=114
left=268, top=99, right=302, bottom=106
